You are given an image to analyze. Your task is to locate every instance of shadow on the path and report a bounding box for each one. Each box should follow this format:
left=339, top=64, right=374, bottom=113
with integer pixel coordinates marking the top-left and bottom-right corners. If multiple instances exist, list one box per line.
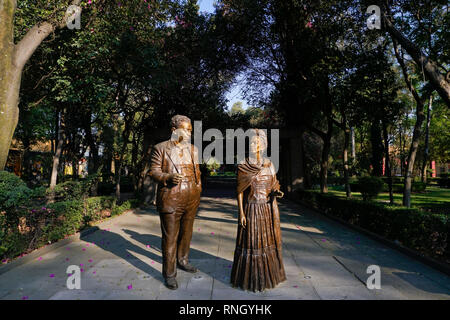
left=79, top=182, right=450, bottom=297
left=200, top=185, right=450, bottom=296
left=80, top=227, right=233, bottom=288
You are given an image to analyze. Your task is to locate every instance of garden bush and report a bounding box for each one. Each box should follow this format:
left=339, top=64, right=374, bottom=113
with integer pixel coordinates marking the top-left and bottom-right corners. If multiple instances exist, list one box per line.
left=296, top=189, right=449, bottom=263
left=356, top=176, right=384, bottom=201
left=47, top=180, right=89, bottom=201
left=437, top=176, right=450, bottom=188
left=43, top=200, right=84, bottom=243
left=0, top=171, right=33, bottom=211
left=0, top=194, right=139, bottom=262
left=381, top=182, right=427, bottom=193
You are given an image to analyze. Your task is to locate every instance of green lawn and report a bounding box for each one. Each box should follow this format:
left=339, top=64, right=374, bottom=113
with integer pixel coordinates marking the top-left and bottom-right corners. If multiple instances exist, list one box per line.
left=327, top=185, right=450, bottom=215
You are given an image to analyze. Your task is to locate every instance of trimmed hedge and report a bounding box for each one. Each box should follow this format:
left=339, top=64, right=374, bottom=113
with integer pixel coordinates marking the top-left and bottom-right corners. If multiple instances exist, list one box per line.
left=295, top=189, right=449, bottom=264
left=0, top=196, right=140, bottom=262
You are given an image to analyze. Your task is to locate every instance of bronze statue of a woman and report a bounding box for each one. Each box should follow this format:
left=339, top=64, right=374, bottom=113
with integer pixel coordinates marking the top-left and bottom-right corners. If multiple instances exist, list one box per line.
left=230, top=129, right=286, bottom=292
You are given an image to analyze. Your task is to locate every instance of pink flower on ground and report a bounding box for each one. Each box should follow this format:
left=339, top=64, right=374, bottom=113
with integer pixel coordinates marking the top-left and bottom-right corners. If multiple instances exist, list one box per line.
left=49, top=274, right=55, bottom=278
left=37, top=257, right=42, bottom=261
left=127, top=284, right=132, bottom=290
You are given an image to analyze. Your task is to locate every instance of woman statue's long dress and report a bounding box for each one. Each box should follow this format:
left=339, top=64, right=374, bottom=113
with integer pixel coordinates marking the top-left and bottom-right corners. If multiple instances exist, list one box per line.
left=230, top=131, right=286, bottom=292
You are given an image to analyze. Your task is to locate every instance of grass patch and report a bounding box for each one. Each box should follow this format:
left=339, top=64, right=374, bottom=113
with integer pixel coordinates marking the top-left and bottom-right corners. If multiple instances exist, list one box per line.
left=327, top=186, right=449, bottom=215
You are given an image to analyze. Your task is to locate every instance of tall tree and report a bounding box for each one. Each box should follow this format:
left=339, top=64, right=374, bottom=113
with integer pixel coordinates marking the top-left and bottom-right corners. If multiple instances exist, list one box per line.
left=0, top=0, right=87, bottom=170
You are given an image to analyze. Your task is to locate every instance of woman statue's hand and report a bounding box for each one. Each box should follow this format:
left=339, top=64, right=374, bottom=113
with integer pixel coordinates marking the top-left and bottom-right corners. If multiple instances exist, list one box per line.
left=272, top=189, right=284, bottom=198
left=239, top=213, right=246, bottom=228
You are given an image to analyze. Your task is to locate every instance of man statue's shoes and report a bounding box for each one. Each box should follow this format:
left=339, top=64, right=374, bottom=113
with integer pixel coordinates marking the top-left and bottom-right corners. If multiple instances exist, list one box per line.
left=177, top=263, right=198, bottom=273
left=164, top=277, right=178, bottom=290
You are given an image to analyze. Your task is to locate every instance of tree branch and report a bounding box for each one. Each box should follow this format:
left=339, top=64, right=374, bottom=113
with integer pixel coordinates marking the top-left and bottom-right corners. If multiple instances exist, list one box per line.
left=12, top=0, right=82, bottom=71
left=382, top=13, right=450, bottom=107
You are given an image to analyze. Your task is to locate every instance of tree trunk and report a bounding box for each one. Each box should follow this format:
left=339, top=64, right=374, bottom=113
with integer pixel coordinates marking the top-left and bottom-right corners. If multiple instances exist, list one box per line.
left=381, top=116, right=394, bottom=205
left=370, top=120, right=384, bottom=176
left=351, top=127, right=356, bottom=164
left=0, top=0, right=21, bottom=171
left=72, top=158, right=78, bottom=180
left=49, top=111, right=65, bottom=188
left=403, top=102, right=425, bottom=207
left=421, top=94, right=433, bottom=183
left=115, top=126, right=131, bottom=202
left=319, top=117, right=333, bottom=194
left=392, top=39, right=428, bottom=208
left=343, top=125, right=351, bottom=198
left=300, top=133, right=311, bottom=189
left=47, top=110, right=65, bottom=203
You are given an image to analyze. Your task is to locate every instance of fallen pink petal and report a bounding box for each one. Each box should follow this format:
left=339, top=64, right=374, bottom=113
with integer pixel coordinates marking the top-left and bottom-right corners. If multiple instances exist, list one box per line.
left=49, top=274, right=55, bottom=278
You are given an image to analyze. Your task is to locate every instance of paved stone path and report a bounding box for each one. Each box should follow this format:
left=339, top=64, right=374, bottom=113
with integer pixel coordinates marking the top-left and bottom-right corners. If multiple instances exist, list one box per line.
left=1, top=192, right=449, bottom=300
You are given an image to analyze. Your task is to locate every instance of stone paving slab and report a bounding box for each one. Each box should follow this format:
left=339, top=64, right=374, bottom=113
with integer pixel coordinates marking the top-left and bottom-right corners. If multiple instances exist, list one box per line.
left=0, top=195, right=449, bottom=300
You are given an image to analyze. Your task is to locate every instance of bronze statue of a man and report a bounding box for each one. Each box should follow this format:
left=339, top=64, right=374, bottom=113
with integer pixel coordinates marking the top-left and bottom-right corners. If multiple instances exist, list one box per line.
left=150, top=115, right=202, bottom=290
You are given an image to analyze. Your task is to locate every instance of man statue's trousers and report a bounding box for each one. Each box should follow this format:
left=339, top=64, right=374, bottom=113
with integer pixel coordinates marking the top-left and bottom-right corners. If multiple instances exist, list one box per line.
left=159, top=179, right=200, bottom=279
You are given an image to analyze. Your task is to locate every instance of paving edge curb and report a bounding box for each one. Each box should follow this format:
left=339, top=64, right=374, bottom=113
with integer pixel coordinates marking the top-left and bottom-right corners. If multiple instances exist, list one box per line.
left=286, top=198, right=450, bottom=277
left=0, top=208, right=137, bottom=276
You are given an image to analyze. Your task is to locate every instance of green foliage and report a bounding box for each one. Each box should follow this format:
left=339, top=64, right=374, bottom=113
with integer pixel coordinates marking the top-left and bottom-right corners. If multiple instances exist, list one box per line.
left=43, top=200, right=84, bottom=242
left=47, top=180, right=89, bottom=201
left=112, top=199, right=140, bottom=216
left=296, top=190, right=449, bottom=263
left=205, top=157, right=221, bottom=173
left=0, top=195, right=139, bottom=261
left=355, top=176, right=384, bottom=201
left=83, top=196, right=116, bottom=223
left=0, top=171, right=33, bottom=211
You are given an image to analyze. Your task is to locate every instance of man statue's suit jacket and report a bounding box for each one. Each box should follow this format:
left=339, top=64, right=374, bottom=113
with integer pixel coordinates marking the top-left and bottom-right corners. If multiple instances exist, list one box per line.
left=150, top=140, right=201, bottom=213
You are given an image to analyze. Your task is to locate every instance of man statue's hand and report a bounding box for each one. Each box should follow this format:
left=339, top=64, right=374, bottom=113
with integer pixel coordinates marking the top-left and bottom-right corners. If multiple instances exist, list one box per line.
left=167, top=173, right=183, bottom=185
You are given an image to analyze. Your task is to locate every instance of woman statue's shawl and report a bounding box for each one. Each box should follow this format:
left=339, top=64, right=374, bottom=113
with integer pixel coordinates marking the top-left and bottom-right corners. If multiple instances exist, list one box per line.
left=236, top=157, right=283, bottom=252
